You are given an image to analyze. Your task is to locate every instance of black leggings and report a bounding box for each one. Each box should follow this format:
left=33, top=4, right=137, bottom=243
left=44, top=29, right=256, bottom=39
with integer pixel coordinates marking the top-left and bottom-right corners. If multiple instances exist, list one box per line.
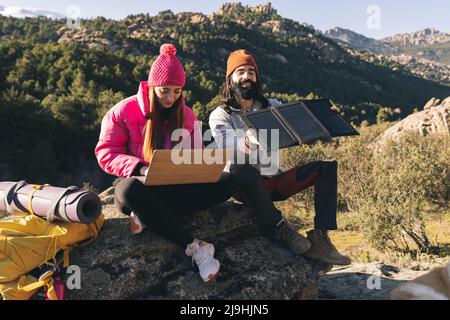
left=114, top=165, right=283, bottom=248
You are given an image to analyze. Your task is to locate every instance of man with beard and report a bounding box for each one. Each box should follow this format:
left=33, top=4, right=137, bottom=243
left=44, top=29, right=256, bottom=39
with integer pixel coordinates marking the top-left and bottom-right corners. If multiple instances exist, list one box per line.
left=208, top=49, right=351, bottom=266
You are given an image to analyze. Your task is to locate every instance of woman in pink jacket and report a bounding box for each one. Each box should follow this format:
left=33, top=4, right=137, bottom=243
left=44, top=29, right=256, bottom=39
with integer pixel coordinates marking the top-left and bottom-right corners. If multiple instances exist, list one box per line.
left=95, top=44, right=309, bottom=282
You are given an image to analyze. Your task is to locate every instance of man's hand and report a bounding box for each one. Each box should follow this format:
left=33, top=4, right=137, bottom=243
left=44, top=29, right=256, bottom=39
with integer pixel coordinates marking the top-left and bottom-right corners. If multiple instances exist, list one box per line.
left=139, top=166, right=149, bottom=176
left=330, top=104, right=341, bottom=113
left=244, top=130, right=260, bottom=149
left=246, top=131, right=260, bottom=146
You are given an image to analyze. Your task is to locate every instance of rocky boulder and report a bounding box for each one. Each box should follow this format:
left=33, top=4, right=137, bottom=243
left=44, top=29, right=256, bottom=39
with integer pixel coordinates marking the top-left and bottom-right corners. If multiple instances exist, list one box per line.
left=57, top=28, right=119, bottom=52
left=218, top=3, right=244, bottom=15
left=67, top=195, right=327, bottom=300
left=253, top=3, right=277, bottom=15
left=190, top=14, right=208, bottom=25
left=373, top=97, right=450, bottom=148
left=319, top=263, right=430, bottom=300
left=266, top=53, right=288, bottom=64
left=262, top=20, right=284, bottom=34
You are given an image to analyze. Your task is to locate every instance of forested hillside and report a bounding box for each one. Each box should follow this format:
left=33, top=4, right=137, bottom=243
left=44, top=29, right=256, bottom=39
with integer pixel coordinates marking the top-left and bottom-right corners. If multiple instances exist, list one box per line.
left=0, top=3, right=449, bottom=189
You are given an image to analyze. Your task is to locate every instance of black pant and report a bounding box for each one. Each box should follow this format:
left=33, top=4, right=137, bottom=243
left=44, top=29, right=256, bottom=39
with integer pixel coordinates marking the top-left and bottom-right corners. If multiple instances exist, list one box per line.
left=234, top=160, right=338, bottom=230
left=114, top=165, right=283, bottom=248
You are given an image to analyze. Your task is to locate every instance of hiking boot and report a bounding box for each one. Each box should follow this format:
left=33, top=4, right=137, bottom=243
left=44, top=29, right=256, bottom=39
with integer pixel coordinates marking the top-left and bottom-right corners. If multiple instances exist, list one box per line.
left=274, top=220, right=311, bottom=255
left=305, top=230, right=351, bottom=266
left=185, top=239, right=220, bottom=282
left=130, top=212, right=146, bottom=235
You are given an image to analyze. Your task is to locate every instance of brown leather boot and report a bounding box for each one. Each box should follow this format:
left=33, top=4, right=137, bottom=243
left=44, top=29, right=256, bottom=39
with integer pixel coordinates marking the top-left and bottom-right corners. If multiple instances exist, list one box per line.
left=305, top=230, right=351, bottom=266
left=274, top=220, right=311, bottom=255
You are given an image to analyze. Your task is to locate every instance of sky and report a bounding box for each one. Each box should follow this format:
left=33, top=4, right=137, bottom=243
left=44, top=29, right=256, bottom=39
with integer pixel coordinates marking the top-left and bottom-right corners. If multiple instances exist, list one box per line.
left=1, top=0, right=450, bottom=39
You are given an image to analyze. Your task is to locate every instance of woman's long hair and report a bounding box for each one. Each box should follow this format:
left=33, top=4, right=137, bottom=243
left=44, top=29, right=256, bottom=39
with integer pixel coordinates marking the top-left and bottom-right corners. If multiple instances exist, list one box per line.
left=143, top=87, right=184, bottom=162
left=220, top=76, right=269, bottom=113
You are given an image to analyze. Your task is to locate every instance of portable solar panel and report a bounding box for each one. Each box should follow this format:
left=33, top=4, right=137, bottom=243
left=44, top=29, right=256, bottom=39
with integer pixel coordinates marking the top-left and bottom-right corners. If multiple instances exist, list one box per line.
left=301, top=99, right=359, bottom=137
left=274, top=103, right=331, bottom=144
left=241, top=99, right=358, bottom=150
left=241, top=109, right=298, bottom=149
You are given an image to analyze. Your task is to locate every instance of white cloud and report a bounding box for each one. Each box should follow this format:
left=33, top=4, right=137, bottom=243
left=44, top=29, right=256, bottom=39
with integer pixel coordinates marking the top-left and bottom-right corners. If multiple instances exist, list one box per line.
left=0, top=6, right=65, bottom=19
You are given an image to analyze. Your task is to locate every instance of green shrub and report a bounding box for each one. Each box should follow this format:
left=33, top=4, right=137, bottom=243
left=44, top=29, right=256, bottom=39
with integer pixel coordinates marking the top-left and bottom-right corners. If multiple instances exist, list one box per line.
left=356, top=133, right=449, bottom=253
left=280, top=124, right=449, bottom=254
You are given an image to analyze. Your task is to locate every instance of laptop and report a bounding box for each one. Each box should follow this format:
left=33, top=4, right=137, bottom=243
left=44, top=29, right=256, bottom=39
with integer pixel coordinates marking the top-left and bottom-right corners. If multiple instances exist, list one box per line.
left=138, top=149, right=232, bottom=186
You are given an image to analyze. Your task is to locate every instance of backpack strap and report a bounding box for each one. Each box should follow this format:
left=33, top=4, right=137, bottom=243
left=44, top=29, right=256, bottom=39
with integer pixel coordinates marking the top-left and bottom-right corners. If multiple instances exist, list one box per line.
left=17, top=270, right=57, bottom=300
left=3, top=180, right=27, bottom=214
left=46, top=186, right=78, bottom=222
left=22, top=248, right=71, bottom=301
left=63, top=249, right=70, bottom=268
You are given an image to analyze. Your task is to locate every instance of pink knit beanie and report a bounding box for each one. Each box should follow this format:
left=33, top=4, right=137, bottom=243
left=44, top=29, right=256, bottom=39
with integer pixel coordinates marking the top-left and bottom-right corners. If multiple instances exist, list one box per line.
left=148, top=43, right=186, bottom=87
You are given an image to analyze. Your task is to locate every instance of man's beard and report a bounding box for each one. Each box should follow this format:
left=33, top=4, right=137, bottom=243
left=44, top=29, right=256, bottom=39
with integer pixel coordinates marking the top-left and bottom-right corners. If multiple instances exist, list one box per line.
left=232, top=80, right=257, bottom=100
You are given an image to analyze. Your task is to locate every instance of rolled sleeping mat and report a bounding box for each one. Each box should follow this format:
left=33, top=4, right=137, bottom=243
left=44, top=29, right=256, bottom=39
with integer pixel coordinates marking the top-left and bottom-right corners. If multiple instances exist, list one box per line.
left=0, top=181, right=102, bottom=224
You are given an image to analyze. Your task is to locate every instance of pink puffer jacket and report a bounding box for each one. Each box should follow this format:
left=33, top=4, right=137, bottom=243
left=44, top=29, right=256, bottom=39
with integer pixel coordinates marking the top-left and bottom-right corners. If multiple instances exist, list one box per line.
left=95, top=81, right=203, bottom=177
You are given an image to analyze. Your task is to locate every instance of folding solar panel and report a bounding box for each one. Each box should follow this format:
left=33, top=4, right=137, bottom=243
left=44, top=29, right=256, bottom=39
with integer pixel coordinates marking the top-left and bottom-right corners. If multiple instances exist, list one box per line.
left=241, top=99, right=359, bottom=150
left=242, top=109, right=298, bottom=149
left=274, top=103, right=331, bottom=144
left=301, top=99, right=359, bottom=137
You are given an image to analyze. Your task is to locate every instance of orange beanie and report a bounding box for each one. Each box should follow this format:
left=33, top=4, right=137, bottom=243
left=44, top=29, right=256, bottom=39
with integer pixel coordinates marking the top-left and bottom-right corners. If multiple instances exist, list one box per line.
left=226, top=49, right=259, bottom=79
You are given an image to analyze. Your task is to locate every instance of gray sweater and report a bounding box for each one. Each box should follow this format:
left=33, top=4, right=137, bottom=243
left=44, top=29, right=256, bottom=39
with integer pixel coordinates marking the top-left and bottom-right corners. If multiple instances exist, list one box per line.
left=208, top=99, right=282, bottom=176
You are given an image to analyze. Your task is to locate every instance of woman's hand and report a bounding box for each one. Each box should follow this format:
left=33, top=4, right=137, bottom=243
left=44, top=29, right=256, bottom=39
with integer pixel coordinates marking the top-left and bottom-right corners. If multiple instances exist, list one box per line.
left=139, top=166, right=149, bottom=176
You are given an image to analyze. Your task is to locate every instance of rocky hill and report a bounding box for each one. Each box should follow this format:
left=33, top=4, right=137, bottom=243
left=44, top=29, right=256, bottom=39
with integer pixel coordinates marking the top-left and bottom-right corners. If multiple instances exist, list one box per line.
left=384, top=28, right=450, bottom=47
left=2, top=2, right=448, bottom=112
left=324, top=27, right=399, bottom=55
left=347, top=49, right=450, bottom=85
left=325, top=28, right=450, bottom=52
left=324, top=27, right=450, bottom=68
left=384, top=29, right=450, bottom=65
left=1, top=2, right=450, bottom=188
left=323, top=27, right=450, bottom=85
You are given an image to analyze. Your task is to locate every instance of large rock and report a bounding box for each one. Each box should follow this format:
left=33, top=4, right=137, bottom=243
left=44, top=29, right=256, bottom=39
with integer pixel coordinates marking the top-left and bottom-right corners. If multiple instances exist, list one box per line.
left=373, top=97, right=450, bottom=148
left=319, top=263, right=430, bottom=300
left=190, top=14, right=208, bottom=25
left=262, top=20, right=284, bottom=34
left=218, top=3, right=244, bottom=15
left=67, top=198, right=327, bottom=300
left=57, top=28, right=119, bottom=51
left=253, top=3, right=277, bottom=15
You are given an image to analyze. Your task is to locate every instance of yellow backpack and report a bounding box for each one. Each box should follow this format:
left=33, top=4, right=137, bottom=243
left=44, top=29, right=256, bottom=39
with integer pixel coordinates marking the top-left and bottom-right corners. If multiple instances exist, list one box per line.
left=0, top=212, right=104, bottom=300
